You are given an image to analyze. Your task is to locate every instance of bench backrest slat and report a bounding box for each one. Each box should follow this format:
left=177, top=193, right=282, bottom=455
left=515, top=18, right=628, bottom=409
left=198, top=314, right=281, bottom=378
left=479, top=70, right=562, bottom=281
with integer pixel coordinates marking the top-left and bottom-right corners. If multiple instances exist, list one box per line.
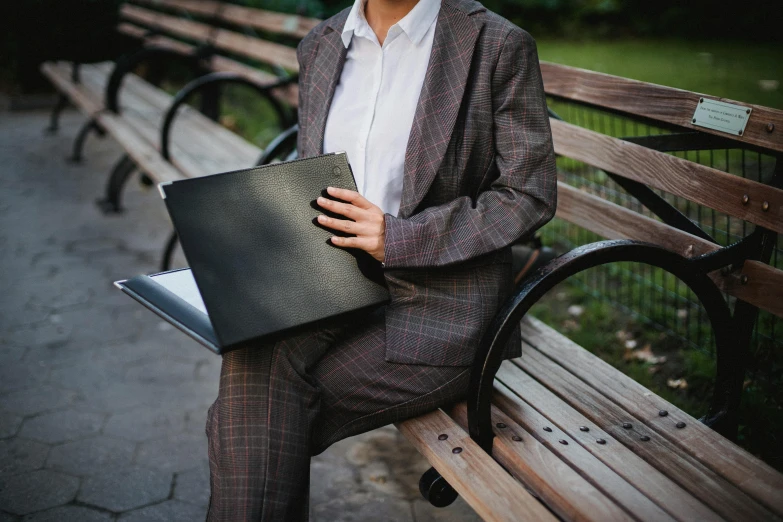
left=120, top=4, right=299, bottom=70
left=541, top=62, right=783, bottom=154
left=131, top=0, right=320, bottom=39
left=551, top=119, right=783, bottom=234
left=556, top=182, right=783, bottom=318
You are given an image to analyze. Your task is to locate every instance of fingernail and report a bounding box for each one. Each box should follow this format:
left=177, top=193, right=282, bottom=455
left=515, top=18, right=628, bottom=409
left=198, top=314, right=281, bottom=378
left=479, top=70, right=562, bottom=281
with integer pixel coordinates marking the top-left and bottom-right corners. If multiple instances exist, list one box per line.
left=317, top=197, right=325, bottom=203
left=326, top=186, right=335, bottom=193
left=317, top=215, right=325, bottom=222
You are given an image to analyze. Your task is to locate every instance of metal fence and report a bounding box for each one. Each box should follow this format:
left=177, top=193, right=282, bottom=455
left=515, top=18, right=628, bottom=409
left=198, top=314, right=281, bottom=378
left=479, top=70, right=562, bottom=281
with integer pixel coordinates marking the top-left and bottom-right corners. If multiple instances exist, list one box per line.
left=540, top=97, right=781, bottom=373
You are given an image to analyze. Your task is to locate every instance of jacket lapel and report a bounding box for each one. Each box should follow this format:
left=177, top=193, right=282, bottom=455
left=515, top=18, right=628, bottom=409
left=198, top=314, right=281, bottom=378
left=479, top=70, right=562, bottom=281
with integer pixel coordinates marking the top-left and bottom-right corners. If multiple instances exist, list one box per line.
left=304, top=14, right=349, bottom=156
left=397, top=0, right=485, bottom=218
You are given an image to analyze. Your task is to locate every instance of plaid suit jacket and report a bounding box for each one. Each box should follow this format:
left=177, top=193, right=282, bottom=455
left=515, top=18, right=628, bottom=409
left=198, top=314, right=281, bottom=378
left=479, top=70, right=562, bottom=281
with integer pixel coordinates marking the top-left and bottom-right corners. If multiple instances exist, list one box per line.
left=296, top=0, right=557, bottom=366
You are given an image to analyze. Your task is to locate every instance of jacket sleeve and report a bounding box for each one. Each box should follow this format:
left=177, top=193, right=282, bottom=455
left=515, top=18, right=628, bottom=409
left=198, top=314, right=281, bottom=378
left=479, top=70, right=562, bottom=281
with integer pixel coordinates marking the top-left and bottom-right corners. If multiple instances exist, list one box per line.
left=382, top=28, right=557, bottom=269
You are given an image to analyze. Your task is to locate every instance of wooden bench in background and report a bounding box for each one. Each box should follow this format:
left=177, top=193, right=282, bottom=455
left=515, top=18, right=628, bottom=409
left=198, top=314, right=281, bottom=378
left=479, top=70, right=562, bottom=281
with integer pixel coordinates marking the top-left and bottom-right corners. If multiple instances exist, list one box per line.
left=41, top=2, right=783, bottom=520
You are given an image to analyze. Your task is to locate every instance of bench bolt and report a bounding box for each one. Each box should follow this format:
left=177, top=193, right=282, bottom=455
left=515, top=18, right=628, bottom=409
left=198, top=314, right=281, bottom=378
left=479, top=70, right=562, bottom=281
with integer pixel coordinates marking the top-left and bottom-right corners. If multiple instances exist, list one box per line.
left=640, top=435, right=651, bottom=441
left=740, top=274, right=749, bottom=285
left=559, top=440, right=568, bottom=445
left=543, top=427, right=553, bottom=432
left=741, top=194, right=750, bottom=205
left=452, top=447, right=463, bottom=454
left=762, top=201, right=770, bottom=212
left=676, top=422, right=686, bottom=429
left=767, top=123, right=775, bottom=133
left=622, top=423, right=632, bottom=429
left=579, top=426, right=589, bottom=432
left=596, top=439, right=607, bottom=445
left=512, top=435, right=522, bottom=442
left=438, top=434, right=448, bottom=441
left=658, top=410, right=669, bottom=417
left=496, top=423, right=507, bottom=429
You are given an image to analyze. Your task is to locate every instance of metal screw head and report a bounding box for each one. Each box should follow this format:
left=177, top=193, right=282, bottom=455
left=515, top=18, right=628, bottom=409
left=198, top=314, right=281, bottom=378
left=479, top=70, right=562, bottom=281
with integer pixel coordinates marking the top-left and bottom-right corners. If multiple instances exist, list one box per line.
left=762, top=201, right=770, bottom=212
left=579, top=426, right=589, bottom=432
left=692, top=118, right=697, bottom=123
left=452, top=447, right=463, bottom=454
left=543, top=427, right=552, bottom=432
left=676, top=422, right=687, bottom=429
left=767, top=123, right=775, bottom=133
left=746, top=109, right=751, bottom=114
left=658, top=410, right=669, bottom=417
left=496, top=423, right=507, bottom=429
left=438, top=434, right=448, bottom=441
left=596, top=439, right=607, bottom=445
left=738, top=130, right=743, bottom=136
left=742, top=194, right=750, bottom=205
left=512, top=435, right=522, bottom=442
left=559, top=440, right=569, bottom=445
left=740, top=274, right=749, bottom=285
left=622, top=423, right=632, bottom=429
left=640, top=435, right=651, bottom=442
left=699, top=98, right=704, bottom=103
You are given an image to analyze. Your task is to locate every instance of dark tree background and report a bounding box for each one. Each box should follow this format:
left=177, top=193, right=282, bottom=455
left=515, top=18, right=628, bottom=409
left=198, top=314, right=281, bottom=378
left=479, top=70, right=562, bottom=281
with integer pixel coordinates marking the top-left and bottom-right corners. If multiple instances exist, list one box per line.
left=2, top=0, right=781, bottom=91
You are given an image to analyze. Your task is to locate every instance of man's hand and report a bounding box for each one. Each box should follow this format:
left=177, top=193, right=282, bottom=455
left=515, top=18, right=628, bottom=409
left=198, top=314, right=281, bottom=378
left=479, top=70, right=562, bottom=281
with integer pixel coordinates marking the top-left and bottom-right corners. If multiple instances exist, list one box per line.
left=316, top=187, right=385, bottom=263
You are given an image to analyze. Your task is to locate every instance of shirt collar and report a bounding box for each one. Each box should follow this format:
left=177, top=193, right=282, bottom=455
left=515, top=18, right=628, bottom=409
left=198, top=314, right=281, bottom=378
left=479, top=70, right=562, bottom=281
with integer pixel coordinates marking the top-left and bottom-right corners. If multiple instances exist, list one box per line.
left=340, top=0, right=440, bottom=48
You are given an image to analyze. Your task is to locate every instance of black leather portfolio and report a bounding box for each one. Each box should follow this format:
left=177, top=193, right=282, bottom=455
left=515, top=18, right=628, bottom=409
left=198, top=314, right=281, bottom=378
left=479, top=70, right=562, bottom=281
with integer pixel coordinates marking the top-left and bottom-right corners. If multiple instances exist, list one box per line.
left=115, top=153, right=389, bottom=354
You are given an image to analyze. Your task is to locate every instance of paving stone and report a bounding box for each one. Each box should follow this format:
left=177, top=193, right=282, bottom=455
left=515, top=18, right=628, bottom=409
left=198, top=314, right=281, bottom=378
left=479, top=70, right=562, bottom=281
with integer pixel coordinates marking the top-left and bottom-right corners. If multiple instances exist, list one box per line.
left=49, top=361, right=124, bottom=393
left=3, top=322, right=72, bottom=351
left=119, top=500, right=206, bottom=522
left=0, top=439, right=48, bottom=477
left=104, top=406, right=186, bottom=442
left=19, top=410, right=104, bottom=444
left=0, top=386, right=79, bottom=417
left=0, top=342, right=27, bottom=365
left=0, top=412, right=23, bottom=439
left=75, top=382, right=168, bottom=414
left=310, top=458, right=358, bottom=509
left=22, top=505, right=112, bottom=522
left=173, top=466, right=210, bottom=508
left=0, top=511, right=19, bottom=521
left=0, top=470, right=79, bottom=515
left=310, top=492, right=413, bottom=522
left=22, top=343, right=92, bottom=371
left=124, top=359, right=197, bottom=385
left=46, top=435, right=134, bottom=476
left=136, top=433, right=208, bottom=473
left=0, top=362, right=48, bottom=394
left=78, top=467, right=172, bottom=513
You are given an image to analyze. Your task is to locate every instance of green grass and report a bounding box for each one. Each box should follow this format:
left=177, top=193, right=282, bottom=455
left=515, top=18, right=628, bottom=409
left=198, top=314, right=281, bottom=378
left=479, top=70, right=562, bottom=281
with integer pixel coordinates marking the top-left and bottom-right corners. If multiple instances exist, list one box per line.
left=536, top=39, right=783, bottom=109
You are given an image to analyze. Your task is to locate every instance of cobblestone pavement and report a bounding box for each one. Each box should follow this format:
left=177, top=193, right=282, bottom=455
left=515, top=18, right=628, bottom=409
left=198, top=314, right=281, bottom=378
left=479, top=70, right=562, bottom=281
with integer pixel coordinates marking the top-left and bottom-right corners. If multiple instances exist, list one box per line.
left=0, top=109, right=481, bottom=521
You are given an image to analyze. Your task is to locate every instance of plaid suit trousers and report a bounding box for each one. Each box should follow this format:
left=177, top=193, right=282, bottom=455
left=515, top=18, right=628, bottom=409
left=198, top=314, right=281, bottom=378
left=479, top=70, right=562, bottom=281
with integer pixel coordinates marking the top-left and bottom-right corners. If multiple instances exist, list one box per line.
left=205, top=309, right=470, bottom=521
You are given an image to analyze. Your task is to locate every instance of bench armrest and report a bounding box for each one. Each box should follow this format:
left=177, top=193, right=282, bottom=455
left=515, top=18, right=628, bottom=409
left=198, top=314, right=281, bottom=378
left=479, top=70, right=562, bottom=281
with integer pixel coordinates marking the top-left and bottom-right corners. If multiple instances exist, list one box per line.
left=466, top=239, right=735, bottom=453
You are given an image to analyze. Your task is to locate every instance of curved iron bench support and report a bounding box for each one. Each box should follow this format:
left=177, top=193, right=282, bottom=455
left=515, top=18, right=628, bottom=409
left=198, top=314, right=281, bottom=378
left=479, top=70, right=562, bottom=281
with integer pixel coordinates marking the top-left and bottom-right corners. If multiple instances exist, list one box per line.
left=96, top=154, right=137, bottom=214
left=68, top=119, right=106, bottom=163
left=255, top=124, right=299, bottom=166
left=46, top=94, right=70, bottom=135
left=105, top=46, right=211, bottom=115
left=466, top=239, right=737, bottom=454
left=160, top=72, right=296, bottom=162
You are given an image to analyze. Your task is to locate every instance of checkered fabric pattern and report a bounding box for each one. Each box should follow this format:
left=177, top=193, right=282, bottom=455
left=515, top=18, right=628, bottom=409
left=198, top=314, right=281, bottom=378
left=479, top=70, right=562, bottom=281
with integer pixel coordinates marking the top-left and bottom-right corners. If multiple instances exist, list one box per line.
left=206, top=0, right=557, bottom=519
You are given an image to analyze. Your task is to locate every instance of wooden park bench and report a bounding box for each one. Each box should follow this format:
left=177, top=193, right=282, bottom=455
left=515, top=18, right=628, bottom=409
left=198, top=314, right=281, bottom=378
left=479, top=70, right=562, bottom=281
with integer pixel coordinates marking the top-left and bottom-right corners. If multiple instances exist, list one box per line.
left=397, top=67, right=783, bottom=521
left=41, top=2, right=783, bottom=520
left=41, top=0, right=311, bottom=266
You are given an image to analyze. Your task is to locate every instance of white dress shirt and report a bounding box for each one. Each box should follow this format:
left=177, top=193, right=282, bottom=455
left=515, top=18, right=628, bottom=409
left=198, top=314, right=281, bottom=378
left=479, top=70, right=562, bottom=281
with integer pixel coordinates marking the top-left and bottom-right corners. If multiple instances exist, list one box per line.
left=322, top=0, right=440, bottom=217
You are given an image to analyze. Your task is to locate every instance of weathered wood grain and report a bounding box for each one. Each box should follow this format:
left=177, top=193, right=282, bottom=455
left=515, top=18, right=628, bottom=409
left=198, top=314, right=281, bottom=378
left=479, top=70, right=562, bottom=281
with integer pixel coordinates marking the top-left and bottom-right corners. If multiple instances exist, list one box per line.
left=495, top=363, right=721, bottom=521
left=395, top=409, right=556, bottom=522
left=450, top=402, right=660, bottom=521
left=551, top=119, right=783, bottom=233
left=519, top=317, right=783, bottom=519
left=541, top=62, right=783, bottom=153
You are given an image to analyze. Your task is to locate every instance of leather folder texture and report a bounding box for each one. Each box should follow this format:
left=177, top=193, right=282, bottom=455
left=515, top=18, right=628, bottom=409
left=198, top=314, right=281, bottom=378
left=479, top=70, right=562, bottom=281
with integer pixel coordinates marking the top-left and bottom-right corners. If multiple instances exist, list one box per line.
left=158, top=153, right=389, bottom=351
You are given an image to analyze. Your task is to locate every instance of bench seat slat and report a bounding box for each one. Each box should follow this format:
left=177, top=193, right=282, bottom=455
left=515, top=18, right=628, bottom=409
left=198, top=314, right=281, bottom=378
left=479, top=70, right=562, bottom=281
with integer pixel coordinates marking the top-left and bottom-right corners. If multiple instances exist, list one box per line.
left=519, top=317, right=783, bottom=517
left=541, top=62, right=783, bottom=154
left=450, top=402, right=657, bottom=521
left=494, top=364, right=721, bottom=521
left=396, top=409, right=557, bottom=522
left=41, top=62, right=183, bottom=185
left=550, top=119, right=783, bottom=234
left=555, top=182, right=783, bottom=319
left=74, top=63, right=256, bottom=175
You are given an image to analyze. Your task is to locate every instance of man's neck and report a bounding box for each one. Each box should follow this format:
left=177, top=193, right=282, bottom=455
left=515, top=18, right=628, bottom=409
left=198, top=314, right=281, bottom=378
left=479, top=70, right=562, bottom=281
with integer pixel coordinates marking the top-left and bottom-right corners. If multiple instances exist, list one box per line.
left=364, top=0, right=419, bottom=45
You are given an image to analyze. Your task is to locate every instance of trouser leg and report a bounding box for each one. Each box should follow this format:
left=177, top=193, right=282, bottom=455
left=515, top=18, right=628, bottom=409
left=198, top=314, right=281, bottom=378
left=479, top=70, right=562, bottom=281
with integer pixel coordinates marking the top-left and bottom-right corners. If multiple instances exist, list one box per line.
left=206, top=325, right=343, bottom=522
